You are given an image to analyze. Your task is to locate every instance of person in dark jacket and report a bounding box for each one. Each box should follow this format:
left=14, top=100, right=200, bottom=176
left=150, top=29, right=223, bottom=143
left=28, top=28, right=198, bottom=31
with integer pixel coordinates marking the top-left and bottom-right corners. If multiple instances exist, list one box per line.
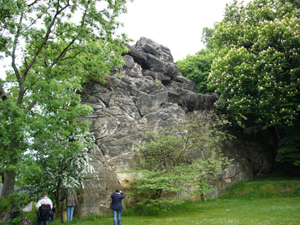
left=9, top=208, right=20, bottom=222
left=109, top=188, right=125, bottom=225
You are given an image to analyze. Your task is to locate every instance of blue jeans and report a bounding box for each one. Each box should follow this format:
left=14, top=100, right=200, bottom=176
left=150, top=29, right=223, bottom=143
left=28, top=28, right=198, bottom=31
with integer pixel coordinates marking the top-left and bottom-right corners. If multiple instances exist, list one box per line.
left=113, top=210, right=121, bottom=225
left=67, top=206, right=74, bottom=221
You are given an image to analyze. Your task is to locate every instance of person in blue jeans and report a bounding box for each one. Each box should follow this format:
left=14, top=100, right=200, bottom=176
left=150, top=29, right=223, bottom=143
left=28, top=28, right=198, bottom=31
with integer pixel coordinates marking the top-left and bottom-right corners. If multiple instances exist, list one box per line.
left=109, top=188, right=125, bottom=225
left=66, top=189, right=78, bottom=222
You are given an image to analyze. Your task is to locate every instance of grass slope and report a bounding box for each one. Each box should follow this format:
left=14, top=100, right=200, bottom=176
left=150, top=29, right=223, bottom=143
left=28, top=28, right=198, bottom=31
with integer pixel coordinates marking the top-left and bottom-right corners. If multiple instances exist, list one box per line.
left=56, top=197, right=300, bottom=225
left=52, top=171, right=300, bottom=225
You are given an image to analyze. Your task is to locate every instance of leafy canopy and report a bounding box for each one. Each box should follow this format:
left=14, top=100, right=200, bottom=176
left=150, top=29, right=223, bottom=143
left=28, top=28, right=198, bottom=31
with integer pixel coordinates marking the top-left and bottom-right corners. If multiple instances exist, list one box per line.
left=0, top=0, right=129, bottom=199
left=21, top=130, right=99, bottom=197
left=176, top=48, right=214, bottom=94
left=208, top=0, right=300, bottom=129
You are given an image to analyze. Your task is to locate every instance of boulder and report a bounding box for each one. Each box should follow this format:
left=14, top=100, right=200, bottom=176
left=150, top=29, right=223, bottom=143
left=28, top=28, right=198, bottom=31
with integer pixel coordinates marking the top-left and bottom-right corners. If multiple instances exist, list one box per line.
left=78, top=37, right=274, bottom=217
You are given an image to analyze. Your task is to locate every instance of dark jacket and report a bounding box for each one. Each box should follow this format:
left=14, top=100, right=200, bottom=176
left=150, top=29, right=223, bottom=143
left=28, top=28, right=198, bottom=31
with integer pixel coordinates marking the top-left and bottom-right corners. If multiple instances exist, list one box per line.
left=109, top=192, right=125, bottom=211
left=9, top=211, right=19, bottom=220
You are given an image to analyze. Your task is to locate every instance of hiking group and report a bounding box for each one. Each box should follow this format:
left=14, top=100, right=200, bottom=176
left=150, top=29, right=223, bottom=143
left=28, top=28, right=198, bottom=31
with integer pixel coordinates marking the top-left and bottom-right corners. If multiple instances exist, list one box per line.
left=7, top=188, right=125, bottom=225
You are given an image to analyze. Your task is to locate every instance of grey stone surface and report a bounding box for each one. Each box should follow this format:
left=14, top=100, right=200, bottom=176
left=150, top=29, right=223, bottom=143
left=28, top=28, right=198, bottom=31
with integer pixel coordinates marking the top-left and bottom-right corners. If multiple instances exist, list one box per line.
left=78, top=37, right=274, bottom=217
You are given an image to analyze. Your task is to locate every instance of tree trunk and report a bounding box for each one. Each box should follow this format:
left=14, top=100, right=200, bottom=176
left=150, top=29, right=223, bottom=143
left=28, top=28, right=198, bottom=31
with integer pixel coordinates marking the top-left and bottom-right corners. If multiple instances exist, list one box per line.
left=1, top=139, right=19, bottom=199
left=55, top=184, right=61, bottom=221
left=0, top=170, right=16, bottom=224
left=0, top=84, right=13, bottom=199
left=55, top=181, right=67, bottom=222
left=0, top=170, right=16, bottom=198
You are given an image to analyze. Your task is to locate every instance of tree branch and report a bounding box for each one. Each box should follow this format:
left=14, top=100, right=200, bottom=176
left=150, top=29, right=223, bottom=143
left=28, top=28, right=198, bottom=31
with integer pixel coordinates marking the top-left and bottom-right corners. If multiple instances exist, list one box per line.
left=12, top=14, right=23, bottom=84
left=27, top=0, right=40, bottom=7
left=51, top=39, right=76, bottom=67
left=61, top=50, right=82, bottom=61
left=23, top=0, right=70, bottom=78
left=51, top=0, right=90, bottom=67
left=27, top=100, right=38, bottom=111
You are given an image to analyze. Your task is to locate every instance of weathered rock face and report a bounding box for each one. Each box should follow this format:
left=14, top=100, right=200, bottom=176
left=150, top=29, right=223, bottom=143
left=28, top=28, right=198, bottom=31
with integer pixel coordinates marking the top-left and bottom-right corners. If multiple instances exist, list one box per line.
left=78, top=37, right=275, bottom=217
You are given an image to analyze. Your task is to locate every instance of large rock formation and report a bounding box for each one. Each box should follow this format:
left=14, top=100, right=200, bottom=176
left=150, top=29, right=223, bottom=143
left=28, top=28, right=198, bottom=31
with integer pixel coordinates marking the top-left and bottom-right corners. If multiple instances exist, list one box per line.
left=78, top=37, right=274, bottom=217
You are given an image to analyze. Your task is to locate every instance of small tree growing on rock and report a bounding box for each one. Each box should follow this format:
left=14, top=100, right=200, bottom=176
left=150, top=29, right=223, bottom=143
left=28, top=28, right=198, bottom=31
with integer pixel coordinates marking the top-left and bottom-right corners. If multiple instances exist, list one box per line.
left=124, top=110, right=234, bottom=212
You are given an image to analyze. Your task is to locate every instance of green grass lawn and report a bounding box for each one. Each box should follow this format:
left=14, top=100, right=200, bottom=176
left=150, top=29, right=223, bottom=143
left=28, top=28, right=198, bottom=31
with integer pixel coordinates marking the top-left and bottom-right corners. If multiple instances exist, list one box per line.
left=50, top=170, right=300, bottom=225
left=55, top=196, right=300, bottom=225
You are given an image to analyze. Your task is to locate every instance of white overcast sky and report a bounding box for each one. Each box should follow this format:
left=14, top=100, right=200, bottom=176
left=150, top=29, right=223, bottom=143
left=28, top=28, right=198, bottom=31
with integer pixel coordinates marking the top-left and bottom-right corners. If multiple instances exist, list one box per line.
left=118, top=0, right=252, bottom=61
left=0, top=0, right=251, bottom=80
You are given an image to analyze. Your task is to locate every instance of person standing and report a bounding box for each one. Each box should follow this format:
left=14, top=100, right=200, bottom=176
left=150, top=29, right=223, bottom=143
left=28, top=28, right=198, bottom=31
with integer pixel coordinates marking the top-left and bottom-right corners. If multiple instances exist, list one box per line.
left=36, top=192, right=53, bottom=225
left=9, top=208, right=20, bottom=222
left=22, top=216, right=32, bottom=225
left=66, top=189, right=78, bottom=222
left=48, top=203, right=55, bottom=223
left=60, top=188, right=68, bottom=223
left=109, top=188, right=125, bottom=225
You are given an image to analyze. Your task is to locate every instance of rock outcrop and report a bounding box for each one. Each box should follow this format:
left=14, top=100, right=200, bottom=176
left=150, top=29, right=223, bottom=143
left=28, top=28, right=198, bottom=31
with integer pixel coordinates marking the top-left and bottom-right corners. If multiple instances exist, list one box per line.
left=78, top=37, right=274, bottom=217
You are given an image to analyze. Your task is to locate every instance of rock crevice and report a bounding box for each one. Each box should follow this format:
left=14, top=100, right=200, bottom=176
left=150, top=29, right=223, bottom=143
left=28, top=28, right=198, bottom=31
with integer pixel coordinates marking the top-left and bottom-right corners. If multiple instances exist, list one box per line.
left=78, top=37, right=274, bottom=217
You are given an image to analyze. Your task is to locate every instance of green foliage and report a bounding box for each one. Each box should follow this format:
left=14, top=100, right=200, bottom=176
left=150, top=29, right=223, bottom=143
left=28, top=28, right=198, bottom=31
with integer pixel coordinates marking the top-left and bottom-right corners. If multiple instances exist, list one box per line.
left=201, top=27, right=214, bottom=49
left=0, top=192, right=29, bottom=213
left=0, top=192, right=30, bottom=224
left=22, top=129, right=99, bottom=198
left=208, top=0, right=300, bottom=129
left=176, top=49, right=214, bottom=93
left=124, top=111, right=233, bottom=212
left=0, top=0, right=129, bottom=199
left=176, top=26, right=215, bottom=94
left=0, top=0, right=26, bottom=53
left=276, top=125, right=300, bottom=166
left=220, top=167, right=300, bottom=200
left=206, top=0, right=300, bottom=166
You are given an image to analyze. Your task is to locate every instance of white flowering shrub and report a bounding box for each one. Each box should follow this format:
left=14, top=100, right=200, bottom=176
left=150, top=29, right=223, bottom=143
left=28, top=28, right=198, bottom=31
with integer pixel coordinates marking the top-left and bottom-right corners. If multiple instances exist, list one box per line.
left=23, top=128, right=98, bottom=199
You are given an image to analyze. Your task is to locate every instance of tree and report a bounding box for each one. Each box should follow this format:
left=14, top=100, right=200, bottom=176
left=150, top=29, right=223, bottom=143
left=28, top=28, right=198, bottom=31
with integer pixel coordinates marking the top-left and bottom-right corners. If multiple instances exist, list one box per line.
left=0, top=0, right=129, bottom=199
left=125, top=111, right=233, bottom=212
left=207, top=0, right=300, bottom=165
left=201, top=27, right=214, bottom=49
left=176, top=27, right=215, bottom=94
left=20, top=129, right=98, bottom=216
left=208, top=0, right=300, bottom=128
left=0, top=0, right=26, bottom=53
left=176, top=48, right=214, bottom=94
